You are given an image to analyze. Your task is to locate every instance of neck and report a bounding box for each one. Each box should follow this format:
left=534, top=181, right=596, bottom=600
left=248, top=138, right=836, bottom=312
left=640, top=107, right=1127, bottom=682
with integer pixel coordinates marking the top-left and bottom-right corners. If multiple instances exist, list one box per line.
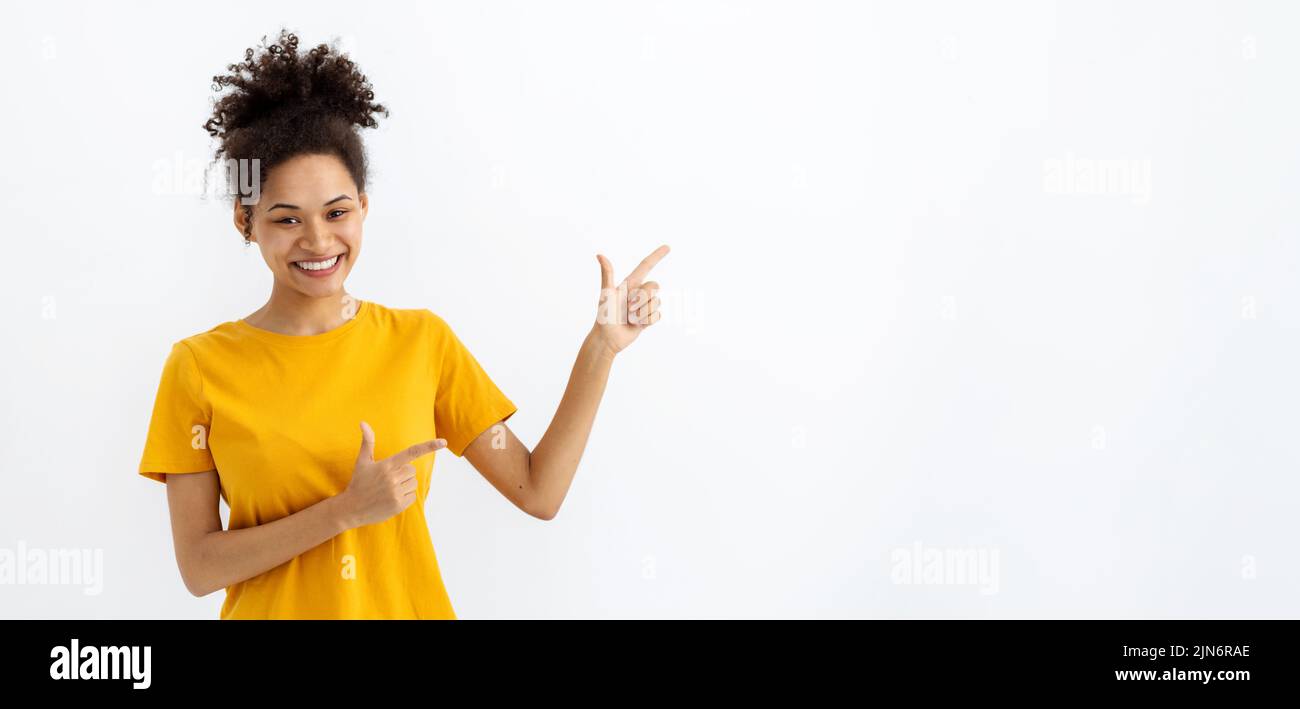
left=245, top=285, right=356, bottom=336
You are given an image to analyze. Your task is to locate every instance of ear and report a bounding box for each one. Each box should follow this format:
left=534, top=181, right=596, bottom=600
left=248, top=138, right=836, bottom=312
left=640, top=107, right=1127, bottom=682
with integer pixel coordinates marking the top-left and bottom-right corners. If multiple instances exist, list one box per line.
left=359, top=191, right=369, bottom=217
left=233, top=201, right=252, bottom=242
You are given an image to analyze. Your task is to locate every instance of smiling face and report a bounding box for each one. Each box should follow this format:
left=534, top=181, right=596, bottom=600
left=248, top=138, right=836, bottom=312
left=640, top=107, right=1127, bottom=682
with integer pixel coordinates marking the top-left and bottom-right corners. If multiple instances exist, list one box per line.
left=236, top=153, right=368, bottom=299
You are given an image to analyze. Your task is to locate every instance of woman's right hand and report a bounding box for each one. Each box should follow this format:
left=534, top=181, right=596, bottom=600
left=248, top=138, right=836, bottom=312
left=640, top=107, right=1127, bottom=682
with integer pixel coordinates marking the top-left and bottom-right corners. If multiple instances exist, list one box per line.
left=337, top=421, right=446, bottom=529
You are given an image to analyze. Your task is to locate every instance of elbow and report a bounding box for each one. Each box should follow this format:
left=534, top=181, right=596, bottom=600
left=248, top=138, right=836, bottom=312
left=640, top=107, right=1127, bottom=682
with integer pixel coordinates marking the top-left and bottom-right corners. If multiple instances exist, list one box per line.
left=529, top=502, right=558, bottom=521
left=527, top=495, right=559, bottom=521
left=176, top=547, right=216, bottom=597
left=179, top=562, right=215, bottom=597
left=181, top=570, right=210, bottom=598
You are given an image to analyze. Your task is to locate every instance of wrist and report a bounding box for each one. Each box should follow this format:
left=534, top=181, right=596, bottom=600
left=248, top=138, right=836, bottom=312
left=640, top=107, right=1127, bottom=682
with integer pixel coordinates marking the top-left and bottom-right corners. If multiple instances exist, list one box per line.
left=586, top=326, right=618, bottom=362
left=327, top=490, right=358, bottom=533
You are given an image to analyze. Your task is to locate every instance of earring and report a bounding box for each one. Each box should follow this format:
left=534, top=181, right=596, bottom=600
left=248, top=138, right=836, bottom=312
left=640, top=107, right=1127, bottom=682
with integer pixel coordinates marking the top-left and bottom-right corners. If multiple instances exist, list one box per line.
left=244, top=236, right=252, bottom=247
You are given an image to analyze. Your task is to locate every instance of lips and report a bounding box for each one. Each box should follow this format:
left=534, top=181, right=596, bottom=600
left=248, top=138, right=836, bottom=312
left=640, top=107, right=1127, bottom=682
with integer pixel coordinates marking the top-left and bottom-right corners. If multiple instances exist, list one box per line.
left=292, top=252, right=345, bottom=276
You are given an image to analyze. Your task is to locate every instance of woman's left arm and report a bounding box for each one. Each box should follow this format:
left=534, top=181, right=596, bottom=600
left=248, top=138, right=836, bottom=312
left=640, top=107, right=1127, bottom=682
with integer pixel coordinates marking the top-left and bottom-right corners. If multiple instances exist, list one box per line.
left=463, top=245, right=670, bottom=520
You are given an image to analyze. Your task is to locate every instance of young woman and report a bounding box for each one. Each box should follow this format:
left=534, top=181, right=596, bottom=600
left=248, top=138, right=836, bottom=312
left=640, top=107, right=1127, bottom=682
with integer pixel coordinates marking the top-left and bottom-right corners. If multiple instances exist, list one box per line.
left=138, top=29, right=669, bottom=619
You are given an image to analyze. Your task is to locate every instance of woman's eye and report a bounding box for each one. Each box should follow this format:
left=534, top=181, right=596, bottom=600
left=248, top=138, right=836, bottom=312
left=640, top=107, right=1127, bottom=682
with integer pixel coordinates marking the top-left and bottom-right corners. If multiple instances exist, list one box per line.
left=276, top=211, right=346, bottom=225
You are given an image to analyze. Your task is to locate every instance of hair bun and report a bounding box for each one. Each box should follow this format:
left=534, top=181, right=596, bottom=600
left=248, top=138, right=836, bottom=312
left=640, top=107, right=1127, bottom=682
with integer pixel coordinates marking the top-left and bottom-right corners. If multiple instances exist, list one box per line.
left=204, top=28, right=388, bottom=139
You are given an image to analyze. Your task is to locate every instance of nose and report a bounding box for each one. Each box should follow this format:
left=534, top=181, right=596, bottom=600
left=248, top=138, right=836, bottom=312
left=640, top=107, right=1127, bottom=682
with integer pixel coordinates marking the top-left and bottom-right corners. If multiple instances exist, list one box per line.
left=299, top=221, right=337, bottom=254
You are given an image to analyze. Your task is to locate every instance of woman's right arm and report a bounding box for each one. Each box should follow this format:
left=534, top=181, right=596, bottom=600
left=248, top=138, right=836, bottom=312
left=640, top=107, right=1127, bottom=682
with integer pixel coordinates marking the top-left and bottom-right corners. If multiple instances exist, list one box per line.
left=165, top=470, right=355, bottom=597
left=162, top=422, right=445, bottom=597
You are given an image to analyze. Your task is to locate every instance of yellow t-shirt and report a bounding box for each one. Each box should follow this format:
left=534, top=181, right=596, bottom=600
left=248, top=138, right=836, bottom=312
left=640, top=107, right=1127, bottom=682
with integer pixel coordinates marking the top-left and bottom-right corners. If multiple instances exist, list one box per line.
left=138, top=299, right=517, bottom=619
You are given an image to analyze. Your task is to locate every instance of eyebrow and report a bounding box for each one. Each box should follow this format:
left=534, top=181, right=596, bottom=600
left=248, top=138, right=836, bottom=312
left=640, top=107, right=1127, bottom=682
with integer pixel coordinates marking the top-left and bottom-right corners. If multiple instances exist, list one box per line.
left=266, top=195, right=353, bottom=212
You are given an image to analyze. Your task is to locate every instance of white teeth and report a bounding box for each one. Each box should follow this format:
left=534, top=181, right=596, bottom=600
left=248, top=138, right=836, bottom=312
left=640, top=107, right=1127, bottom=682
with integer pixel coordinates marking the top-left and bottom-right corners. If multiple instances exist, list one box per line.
left=294, top=255, right=340, bottom=271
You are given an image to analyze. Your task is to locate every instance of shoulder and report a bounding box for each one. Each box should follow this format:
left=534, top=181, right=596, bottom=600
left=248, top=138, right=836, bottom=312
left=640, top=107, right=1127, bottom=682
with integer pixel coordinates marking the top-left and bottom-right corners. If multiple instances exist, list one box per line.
left=151, top=327, right=219, bottom=387
left=364, top=300, right=442, bottom=338
left=167, top=320, right=229, bottom=361
left=393, top=306, right=463, bottom=352
left=363, top=302, right=459, bottom=353
left=170, top=320, right=238, bottom=361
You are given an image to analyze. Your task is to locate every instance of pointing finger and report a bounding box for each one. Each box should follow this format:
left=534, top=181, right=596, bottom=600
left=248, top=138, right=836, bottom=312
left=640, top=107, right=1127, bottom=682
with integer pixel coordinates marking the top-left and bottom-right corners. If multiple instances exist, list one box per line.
left=386, top=438, right=448, bottom=468
left=625, top=244, right=670, bottom=287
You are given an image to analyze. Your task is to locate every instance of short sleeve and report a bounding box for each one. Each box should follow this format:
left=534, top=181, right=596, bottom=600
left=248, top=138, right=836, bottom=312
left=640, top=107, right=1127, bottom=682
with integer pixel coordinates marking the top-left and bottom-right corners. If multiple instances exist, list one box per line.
left=138, top=341, right=217, bottom=483
left=428, top=310, right=518, bottom=457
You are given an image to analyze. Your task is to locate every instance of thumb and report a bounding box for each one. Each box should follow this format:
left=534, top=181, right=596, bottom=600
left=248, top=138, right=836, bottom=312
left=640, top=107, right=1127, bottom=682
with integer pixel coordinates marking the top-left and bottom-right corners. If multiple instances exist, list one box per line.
left=357, top=421, right=376, bottom=464
left=597, top=254, right=614, bottom=291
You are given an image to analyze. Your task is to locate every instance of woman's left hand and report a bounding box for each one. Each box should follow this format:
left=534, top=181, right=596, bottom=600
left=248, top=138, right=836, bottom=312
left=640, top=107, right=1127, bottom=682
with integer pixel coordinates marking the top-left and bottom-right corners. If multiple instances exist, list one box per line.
left=592, top=244, right=670, bottom=357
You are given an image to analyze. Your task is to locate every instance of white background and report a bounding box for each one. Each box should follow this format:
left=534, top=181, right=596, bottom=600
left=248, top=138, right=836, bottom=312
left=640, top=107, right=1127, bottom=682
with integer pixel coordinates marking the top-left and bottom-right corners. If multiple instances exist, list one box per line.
left=1, top=0, right=1296, bottom=618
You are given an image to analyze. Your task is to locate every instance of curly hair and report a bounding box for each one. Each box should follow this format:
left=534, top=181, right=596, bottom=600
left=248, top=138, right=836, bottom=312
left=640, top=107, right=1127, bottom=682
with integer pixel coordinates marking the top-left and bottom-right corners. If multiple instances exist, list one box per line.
left=202, top=28, right=388, bottom=241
